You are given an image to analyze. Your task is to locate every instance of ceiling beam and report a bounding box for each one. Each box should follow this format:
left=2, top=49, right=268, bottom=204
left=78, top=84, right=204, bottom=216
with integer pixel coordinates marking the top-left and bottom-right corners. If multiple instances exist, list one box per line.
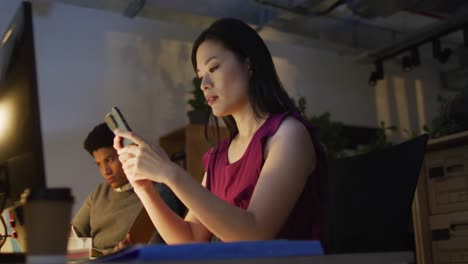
left=365, top=8, right=468, bottom=63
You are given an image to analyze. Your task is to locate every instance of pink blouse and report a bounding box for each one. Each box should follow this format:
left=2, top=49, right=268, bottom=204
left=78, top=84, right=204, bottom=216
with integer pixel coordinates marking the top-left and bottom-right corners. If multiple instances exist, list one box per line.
left=202, top=112, right=327, bottom=244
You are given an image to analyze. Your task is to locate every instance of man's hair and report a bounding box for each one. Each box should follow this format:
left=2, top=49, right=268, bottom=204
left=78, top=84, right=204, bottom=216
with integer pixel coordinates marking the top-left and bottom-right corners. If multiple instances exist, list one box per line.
left=83, top=123, right=115, bottom=156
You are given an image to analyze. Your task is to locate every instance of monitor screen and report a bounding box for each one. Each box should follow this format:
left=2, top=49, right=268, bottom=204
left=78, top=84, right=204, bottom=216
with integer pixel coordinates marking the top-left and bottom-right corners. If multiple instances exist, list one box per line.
left=0, top=2, right=46, bottom=211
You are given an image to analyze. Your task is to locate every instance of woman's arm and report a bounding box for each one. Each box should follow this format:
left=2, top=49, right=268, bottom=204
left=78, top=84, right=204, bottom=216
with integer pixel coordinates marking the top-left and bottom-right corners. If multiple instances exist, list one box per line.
left=115, top=117, right=316, bottom=242
left=132, top=174, right=213, bottom=244
left=166, top=117, right=316, bottom=241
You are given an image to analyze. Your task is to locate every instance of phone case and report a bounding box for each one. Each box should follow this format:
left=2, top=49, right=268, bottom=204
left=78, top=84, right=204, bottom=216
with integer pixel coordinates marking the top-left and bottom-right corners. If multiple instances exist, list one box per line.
left=104, top=107, right=134, bottom=147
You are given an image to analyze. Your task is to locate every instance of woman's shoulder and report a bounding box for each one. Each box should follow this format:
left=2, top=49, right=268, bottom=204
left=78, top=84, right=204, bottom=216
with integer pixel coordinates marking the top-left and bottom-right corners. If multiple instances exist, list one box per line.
left=273, top=115, right=311, bottom=143
left=266, top=112, right=311, bottom=140
left=259, top=112, right=316, bottom=160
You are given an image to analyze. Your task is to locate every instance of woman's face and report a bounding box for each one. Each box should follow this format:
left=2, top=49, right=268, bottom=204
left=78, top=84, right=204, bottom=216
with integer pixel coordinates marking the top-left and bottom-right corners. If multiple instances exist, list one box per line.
left=196, top=40, right=251, bottom=117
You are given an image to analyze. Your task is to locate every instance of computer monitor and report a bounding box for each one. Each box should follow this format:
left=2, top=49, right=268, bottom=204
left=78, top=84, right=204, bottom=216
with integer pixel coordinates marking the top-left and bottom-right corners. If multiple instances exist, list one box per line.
left=0, top=1, right=46, bottom=211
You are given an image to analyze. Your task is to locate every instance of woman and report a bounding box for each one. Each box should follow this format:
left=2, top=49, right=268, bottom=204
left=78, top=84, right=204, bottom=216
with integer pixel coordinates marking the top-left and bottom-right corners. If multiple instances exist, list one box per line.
left=114, top=18, right=327, bottom=246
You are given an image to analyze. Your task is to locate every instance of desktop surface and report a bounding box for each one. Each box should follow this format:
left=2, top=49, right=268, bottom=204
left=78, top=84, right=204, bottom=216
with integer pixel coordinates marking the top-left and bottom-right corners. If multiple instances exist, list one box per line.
left=0, top=248, right=414, bottom=264
left=87, top=251, right=414, bottom=264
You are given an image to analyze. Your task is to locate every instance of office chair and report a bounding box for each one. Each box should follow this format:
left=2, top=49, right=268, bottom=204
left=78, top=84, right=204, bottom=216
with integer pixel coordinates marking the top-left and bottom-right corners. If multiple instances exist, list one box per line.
left=326, top=134, right=429, bottom=254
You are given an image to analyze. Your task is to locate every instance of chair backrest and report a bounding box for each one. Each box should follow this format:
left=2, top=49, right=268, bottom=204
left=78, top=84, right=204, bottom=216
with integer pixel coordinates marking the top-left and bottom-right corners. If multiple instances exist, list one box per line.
left=326, top=134, right=429, bottom=254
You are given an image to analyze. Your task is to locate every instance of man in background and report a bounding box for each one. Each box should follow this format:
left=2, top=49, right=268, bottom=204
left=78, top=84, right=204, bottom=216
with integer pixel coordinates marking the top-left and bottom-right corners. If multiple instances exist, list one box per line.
left=72, top=123, right=185, bottom=254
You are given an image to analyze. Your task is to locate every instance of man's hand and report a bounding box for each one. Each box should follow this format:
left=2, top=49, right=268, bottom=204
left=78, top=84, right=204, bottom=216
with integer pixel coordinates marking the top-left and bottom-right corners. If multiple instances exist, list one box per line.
left=113, top=233, right=132, bottom=253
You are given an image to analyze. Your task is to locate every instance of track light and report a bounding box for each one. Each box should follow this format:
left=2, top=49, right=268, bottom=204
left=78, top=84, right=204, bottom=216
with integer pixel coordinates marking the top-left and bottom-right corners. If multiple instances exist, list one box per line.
left=369, top=61, right=384, bottom=86
left=439, top=48, right=452, bottom=63
left=401, top=48, right=420, bottom=72
left=365, top=14, right=468, bottom=85
left=368, top=72, right=378, bottom=86
left=375, top=61, right=383, bottom=79
left=411, top=48, right=420, bottom=66
left=402, top=56, right=412, bottom=72
left=432, top=39, right=452, bottom=64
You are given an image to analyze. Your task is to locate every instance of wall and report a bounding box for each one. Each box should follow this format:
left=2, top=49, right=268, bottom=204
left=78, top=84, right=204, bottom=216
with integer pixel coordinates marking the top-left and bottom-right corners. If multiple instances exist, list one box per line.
left=268, top=40, right=442, bottom=134
left=0, top=1, right=443, bottom=213
left=30, top=3, right=200, bottom=213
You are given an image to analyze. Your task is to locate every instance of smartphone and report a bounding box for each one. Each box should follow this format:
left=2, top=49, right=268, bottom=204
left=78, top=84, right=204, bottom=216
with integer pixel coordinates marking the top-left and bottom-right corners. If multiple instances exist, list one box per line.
left=104, top=107, right=134, bottom=147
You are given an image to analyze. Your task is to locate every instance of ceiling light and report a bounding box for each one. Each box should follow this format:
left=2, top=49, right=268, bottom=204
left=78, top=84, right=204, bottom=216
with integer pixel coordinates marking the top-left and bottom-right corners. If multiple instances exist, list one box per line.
left=368, top=72, right=378, bottom=86
left=402, top=56, right=412, bottom=72
left=369, top=61, right=384, bottom=86
left=432, top=39, right=452, bottom=64
left=411, top=48, right=420, bottom=67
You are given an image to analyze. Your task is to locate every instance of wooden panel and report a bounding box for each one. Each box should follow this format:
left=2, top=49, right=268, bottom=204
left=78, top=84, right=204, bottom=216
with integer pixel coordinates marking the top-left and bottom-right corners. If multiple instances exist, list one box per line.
left=427, top=131, right=468, bottom=151
left=186, top=125, right=211, bottom=183
left=432, top=238, right=468, bottom=264
left=160, top=125, right=229, bottom=184
left=413, top=162, right=433, bottom=264
left=412, top=131, right=468, bottom=264
left=425, top=145, right=468, bottom=215
left=186, top=125, right=229, bottom=183
left=159, top=126, right=186, bottom=166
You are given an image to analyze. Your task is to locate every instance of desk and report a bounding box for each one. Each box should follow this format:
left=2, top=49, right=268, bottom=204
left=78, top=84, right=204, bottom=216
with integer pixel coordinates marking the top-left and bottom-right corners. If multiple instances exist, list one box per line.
left=0, top=250, right=414, bottom=264
left=92, top=251, right=414, bottom=264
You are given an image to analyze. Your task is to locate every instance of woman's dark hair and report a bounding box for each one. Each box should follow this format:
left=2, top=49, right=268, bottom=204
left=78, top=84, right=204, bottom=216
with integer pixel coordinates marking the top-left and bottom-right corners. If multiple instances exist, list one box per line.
left=191, top=18, right=297, bottom=146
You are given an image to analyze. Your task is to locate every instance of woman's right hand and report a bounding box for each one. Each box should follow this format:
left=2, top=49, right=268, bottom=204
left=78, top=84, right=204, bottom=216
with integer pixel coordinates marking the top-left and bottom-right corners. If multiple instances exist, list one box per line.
left=113, top=129, right=178, bottom=189
left=113, top=131, right=155, bottom=191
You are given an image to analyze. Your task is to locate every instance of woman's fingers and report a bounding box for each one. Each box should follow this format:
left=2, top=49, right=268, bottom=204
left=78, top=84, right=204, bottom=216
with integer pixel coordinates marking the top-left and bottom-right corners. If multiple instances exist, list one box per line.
left=122, top=159, right=136, bottom=171
left=114, top=129, right=146, bottom=146
left=113, top=135, right=123, bottom=151
left=118, top=150, right=135, bottom=164
left=113, top=132, right=172, bottom=184
left=117, top=144, right=143, bottom=157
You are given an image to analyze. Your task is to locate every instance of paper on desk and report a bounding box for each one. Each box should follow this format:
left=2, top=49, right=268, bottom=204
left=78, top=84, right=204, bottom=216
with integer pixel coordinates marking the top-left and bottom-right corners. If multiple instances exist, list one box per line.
left=69, top=225, right=79, bottom=238
left=68, top=225, right=92, bottom=261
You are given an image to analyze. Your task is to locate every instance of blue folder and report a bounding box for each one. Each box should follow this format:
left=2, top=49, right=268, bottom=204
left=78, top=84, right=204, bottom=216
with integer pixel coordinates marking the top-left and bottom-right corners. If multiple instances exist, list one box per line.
left=92, top=240, right=323, bottom=262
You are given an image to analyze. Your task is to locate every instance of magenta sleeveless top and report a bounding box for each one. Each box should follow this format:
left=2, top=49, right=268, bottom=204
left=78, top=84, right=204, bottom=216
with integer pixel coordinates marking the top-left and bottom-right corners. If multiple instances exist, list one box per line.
left=202, top=112, right=327, bottom=244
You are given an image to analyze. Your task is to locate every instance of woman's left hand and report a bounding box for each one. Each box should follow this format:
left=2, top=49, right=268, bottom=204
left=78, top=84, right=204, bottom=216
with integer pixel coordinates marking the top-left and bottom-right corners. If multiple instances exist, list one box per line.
left=113, top=129, right=176, bottom=187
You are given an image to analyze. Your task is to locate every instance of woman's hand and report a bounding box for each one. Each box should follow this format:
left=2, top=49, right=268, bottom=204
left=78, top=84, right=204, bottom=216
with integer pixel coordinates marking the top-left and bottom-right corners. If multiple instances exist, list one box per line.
left=113, top=129, right=178, bottom=188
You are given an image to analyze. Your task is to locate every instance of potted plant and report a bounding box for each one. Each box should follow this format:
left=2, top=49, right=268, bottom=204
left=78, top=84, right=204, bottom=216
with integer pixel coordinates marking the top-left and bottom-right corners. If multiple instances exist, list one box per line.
left=292, top=96, right=397, bottom=158
left=292, top=96, right=349, bottom=159
left=423, top=92, right=468, bottom=139
left=187, top=77, right=211, bottom=124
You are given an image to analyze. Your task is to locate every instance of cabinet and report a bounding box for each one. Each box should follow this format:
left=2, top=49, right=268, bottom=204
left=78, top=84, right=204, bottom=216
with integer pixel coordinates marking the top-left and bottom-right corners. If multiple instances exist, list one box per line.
left=413, top=131, right=468, bottom=264
left=159, top=125, right=229, bottom=183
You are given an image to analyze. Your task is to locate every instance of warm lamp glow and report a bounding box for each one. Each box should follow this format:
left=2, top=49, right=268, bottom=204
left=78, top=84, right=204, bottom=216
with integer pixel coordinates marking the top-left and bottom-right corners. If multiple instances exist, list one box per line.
left=0, top=102, right=12, bottom=142
left=374, top=78, right=391, bottom=127
left=414, top=80, right=426, bottom=134
left=393, top=76, right=411, bottom=138
left=2, top=28, right=13, bottom=46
